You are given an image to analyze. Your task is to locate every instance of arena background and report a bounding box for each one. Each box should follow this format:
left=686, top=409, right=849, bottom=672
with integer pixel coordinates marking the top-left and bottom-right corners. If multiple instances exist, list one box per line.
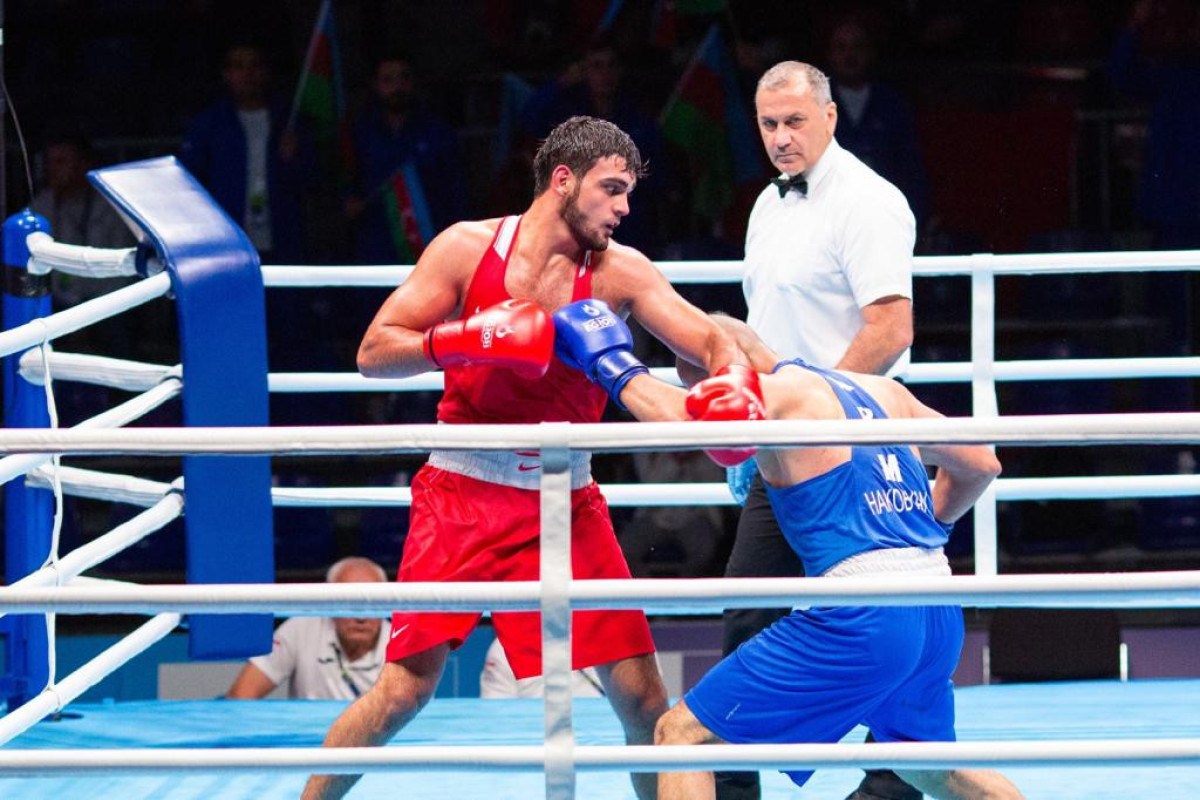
left=3, top=0, right=1199, bottom=701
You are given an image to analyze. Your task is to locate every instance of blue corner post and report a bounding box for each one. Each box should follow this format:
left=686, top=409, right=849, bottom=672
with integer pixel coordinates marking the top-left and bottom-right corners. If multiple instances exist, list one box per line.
left=89, top=157, right=275, bottom=659
left=1, top=209, right=53, bottom=709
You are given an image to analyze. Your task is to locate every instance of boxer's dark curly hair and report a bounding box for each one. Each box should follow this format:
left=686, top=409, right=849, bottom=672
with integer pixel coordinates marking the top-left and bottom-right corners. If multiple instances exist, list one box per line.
left=533, top=115, right=645, bottom=195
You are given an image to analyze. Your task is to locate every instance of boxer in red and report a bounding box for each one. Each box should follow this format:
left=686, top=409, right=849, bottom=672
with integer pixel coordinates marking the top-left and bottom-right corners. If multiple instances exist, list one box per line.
left=303, top=116, right=755, bottom=800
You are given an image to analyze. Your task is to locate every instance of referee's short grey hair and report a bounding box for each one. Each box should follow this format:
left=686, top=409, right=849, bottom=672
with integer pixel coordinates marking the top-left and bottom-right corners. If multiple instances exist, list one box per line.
left=326, top=556, right=387, bottom=583
left=757, top=61, right=832, bottom=106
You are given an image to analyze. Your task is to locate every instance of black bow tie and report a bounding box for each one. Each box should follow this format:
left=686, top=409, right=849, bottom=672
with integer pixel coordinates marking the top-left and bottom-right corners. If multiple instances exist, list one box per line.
left=772, top=173, right=808, bottom=198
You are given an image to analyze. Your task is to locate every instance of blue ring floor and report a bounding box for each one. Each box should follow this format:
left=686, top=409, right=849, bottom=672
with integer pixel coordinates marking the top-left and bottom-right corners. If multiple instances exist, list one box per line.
left=5, top=679, right=1200, bottom=798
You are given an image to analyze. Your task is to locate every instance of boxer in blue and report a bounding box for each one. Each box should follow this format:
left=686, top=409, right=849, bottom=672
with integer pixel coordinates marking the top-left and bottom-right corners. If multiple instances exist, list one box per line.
left=554, top=302, right=1024, bottom=799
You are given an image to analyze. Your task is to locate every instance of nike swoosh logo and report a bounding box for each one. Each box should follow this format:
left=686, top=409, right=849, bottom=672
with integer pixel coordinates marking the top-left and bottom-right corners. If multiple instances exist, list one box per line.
left=390, top=624, right=410, bottom=640
left=517, top=463, right=541, bottom=472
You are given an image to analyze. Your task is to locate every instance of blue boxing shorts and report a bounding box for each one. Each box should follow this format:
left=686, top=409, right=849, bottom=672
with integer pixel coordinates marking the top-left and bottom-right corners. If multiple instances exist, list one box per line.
left=684, top=604, right=964, bottom=787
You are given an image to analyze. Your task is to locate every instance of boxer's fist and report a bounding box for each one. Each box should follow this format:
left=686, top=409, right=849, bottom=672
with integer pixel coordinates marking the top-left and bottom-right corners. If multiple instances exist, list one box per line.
left=424, top=299, right=554, bottom=378
left=686, top=365, right=766, bottom=467
left=552, top=299, right=648, bottom=408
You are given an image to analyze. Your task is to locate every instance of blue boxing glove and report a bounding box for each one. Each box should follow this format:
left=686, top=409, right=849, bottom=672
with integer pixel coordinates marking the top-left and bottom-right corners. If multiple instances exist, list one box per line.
left=726, top=456, right=757, bottom=506
left=552, top=299, right=649, bottom=410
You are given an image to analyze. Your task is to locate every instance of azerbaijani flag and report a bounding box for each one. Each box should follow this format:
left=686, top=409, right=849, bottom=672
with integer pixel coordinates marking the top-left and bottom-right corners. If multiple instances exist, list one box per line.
left=382, top=164, right=435, bottom=264
left=659, top=24, right=761, bottom=221
left=292, top=0, right=345, bottom=140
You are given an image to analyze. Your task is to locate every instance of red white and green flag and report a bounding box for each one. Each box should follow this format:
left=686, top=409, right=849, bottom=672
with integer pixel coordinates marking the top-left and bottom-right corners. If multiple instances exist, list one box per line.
left=290, top=0, right=345, bottom=140
left=382, top=164, right=435, bottom=264
left=660, top=23, right=761, bottom=221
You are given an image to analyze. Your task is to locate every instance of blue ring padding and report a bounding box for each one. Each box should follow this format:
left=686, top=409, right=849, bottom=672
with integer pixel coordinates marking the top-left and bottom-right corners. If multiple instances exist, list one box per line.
left=89, top=157, right=274, bottom=660
left=3, top=209, right=54, bottom=706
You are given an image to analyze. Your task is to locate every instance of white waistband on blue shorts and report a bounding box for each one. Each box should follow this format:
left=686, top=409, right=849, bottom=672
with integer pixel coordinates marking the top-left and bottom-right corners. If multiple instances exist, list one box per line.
left=822, top=546, right=951, bottom=578
left=427, top=448, right=594, bottom=491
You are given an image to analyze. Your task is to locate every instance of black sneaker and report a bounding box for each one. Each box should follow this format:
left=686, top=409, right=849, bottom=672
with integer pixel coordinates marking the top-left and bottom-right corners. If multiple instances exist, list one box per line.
left=844, top=769, right=923, bottom=800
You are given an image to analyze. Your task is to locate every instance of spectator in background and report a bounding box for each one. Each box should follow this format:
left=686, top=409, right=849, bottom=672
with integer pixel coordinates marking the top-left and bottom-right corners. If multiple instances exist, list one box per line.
left=825, top=14, right=930, bottom=230
left=226, top=557, right=390, bottom=700
left=480, top=637, right=604, bottom=699
left=179, top=41, right=315, bottom=264
left=31, top=132, right=136, bottom=308
left=32, top=133, right=133, bottom=252
left=1109, top=0, right=1200, bottom=249
left=518, top=37, right=667, bottom=255
left=341, top=51, right=467, bottom=266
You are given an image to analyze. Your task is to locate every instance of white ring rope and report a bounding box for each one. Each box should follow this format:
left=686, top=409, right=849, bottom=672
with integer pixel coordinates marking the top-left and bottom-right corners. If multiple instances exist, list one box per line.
left=0, top=612, right=181, bottom=747
left=0, top=377, right=181, bottom=487
left=0, top=414, right=1197, bottom=458
left=0, top=739, right=1196, bottom=776
left=25, top=465, right=1200, bottom=510
left=1, top=570, right=1198, bottom=616
left=24, top=232, right=155, bottom=279
left=7, top=490, right=183, bottom=595
left=18, top=350, right=180, bottom=392
left=0, top=272, right=171, bottom=359
left=26, top=465, right=177, bottom=506
left=260, top=248, right=1200, bottom=285
left=25, top=351, right=1200, bottom=394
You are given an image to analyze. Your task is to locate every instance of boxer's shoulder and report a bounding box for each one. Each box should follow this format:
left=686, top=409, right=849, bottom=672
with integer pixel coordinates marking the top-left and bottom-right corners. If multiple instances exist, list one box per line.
left=589, top=241, right=658, bottom=307
left=433, top=219, right=499, bottom=256
left=416, top=219, right=503, bottom=286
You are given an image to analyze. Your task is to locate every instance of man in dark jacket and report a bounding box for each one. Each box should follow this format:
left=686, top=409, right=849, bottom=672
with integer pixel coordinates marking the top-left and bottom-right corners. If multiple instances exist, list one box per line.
left=180, top=42, right=315, bottom=265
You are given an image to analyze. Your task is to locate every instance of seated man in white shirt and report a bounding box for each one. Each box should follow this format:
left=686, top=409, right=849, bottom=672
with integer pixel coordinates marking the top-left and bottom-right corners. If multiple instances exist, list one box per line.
left=479, top=636, right=604, bottom=698
left=226, top=557, right=390, bottom=700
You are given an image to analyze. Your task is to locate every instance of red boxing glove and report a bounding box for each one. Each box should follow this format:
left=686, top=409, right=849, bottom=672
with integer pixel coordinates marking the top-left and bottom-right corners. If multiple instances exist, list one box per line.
left=685, top=365, right=766, bottom=467
left=423, top=299, right=554, bottom=378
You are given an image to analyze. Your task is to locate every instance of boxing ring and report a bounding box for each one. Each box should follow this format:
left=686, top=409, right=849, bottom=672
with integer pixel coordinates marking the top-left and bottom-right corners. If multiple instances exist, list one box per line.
left=2, top=157, right=1200, bottom=798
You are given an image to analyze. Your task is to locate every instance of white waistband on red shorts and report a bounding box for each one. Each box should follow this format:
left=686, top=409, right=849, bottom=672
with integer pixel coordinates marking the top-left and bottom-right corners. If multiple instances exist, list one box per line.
left=427, top=448, right=594, bottom=491
left=822, top=546, right=951, bottom=578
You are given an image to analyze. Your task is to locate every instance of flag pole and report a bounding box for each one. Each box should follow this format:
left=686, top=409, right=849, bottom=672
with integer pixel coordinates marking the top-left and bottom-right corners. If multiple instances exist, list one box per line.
left=287, top=0, right=331, bottom=133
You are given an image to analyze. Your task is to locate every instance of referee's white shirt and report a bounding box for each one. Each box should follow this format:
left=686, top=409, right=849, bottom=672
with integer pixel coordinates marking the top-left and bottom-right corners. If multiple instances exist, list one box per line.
left=250, top=616, right=389, bottom=700
left=743, top=137, right=915, bottom=375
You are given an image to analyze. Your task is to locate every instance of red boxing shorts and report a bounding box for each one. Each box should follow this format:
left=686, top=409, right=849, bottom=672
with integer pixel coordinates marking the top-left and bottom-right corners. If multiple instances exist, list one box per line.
left=386, top=464, right=655, bottom=678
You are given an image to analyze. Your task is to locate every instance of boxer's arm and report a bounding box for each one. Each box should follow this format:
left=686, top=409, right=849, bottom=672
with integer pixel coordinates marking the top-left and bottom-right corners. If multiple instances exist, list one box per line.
left=903, top=388, right=1002, bottom=524
left=357, top=222, right=486, bottom=379
left=608, top=250, right=746, bottom=375
left=617, top=372, right=688, bottom=422
left=620, top=368, right=765, bottom=467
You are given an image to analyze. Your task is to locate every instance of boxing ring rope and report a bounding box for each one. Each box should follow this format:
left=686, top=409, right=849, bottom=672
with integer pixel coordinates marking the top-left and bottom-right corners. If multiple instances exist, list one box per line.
left=1, top=413, right=1199, bottom=454
left=3, top=569, right=1200, bottom=616
left=8, top=206, right=1200, bottom=791
left=0, top=273, right=170, bottom=357
left=21, top=347, right=1200, bottom=391
left=2, top=739, right=1200, bottom=777
left=22, top=461, right=1200, bottom=509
